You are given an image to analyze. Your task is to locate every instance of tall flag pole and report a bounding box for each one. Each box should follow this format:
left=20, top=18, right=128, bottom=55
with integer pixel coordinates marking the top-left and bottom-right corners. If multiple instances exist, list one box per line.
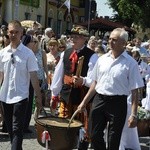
left=57, top=0, right=61, bottom=38
left=64, top=0, right=70, bottom=13
left=14, top=0, right=19, bottom=20
left=59, top=0, right=70, bottom=13
left=88, top=0, right=91, bottom=32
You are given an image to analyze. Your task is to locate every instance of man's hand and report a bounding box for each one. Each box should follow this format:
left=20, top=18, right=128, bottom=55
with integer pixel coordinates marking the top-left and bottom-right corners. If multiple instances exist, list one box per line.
left=73, top=76, right=83, bottom=87
left=77, top=101, right=86, bottom=113
left=50, top=96, right=59, bottom=116
left=50, top=96, right=59, bottom=110
left=128, top=115, right=137, bottom=128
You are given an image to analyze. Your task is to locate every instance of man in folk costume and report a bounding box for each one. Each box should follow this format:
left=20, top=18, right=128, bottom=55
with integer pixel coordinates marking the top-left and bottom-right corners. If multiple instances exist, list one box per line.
left=50, top=25, right=99, bottom=149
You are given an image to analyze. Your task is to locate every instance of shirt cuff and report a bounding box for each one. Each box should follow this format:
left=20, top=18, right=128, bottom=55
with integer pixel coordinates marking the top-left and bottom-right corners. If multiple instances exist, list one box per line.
left=82, top=77, right=86, bottom=85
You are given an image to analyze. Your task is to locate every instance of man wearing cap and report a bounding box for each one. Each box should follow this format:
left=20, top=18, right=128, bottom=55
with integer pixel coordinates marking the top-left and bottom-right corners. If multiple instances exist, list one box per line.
left=50, top=25, right=98, bottom=149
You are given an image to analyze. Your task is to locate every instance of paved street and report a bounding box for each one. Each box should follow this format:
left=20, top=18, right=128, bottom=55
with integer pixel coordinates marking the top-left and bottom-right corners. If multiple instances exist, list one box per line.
left=0, top=113, right=150, bottom=150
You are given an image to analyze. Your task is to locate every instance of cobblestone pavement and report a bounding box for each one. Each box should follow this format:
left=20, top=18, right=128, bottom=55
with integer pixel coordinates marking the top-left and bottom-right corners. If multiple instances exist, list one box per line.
left=0, top=114, right=150, bottom=150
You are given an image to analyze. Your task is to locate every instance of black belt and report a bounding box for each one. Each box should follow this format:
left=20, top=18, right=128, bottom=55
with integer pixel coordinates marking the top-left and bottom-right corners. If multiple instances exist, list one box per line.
left=98, top=93, right=127, bottom=100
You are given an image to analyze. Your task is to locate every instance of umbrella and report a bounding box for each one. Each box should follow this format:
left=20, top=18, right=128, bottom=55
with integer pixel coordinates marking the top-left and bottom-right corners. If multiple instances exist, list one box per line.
left=21, top=20, right=42, bottom=28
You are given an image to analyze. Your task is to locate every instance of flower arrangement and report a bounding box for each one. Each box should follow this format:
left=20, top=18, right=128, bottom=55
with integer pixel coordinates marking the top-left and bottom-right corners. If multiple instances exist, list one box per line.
left=137, top=106, right=150, bottom=120
left=71, top=25, right=89, bottom=37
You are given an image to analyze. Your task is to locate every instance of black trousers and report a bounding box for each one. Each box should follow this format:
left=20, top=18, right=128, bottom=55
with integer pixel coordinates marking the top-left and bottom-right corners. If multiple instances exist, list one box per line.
left=89, top=93, right=127, bottom=150
left=24, top=82, right=34, bottom=131
left=2, top=99, right=28, bottom=150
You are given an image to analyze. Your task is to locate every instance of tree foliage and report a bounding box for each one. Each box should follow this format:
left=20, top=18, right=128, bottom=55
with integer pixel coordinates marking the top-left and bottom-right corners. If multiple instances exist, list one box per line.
left=107, top=0, right=150, bottom=28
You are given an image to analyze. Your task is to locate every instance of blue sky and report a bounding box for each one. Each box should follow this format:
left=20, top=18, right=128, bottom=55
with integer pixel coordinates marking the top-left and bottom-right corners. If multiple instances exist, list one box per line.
left=95, top=0, right=114, bottom=17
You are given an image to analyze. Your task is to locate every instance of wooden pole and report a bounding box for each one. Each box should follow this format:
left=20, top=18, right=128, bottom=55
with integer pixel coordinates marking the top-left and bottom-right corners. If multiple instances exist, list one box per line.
left=87, top=0, right=91, bottom=32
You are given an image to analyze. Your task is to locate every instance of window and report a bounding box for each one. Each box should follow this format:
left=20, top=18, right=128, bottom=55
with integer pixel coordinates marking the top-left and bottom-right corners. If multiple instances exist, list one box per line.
left=66, top=21, right=71, bottom=30
left=37, top=15, right=41, bottom=23
left=79, top=0, right=85, bottom=7
left=57, top=20, right=62, bottom=35
left=66, top=18, right=71, bottom=31
left=80, top=16, right=85, bottom=23
left=48, top=9, right=54, bottom=27
left=25, top=12, right=31, bottom=20
left=48, top=17, right=53, bottom=27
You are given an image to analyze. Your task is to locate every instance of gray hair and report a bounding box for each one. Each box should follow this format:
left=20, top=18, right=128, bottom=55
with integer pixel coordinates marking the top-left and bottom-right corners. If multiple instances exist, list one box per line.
left=45, top=28, right=53, bottom=34
left=113, top=28, right=128, bottom=42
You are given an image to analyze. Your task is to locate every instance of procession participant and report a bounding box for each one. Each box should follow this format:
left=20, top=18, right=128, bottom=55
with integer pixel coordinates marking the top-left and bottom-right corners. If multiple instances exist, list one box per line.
left=142, top=79, right=150, bottom=112
left=21, top=34, right=34, bottom=133
left=47, top=38, right=60, bottom=85
left=50, top=25, right=98, bottom=150
left=0, top=20, right=42, bottom=150
left=40, top=28, right=55, bottom=53
left=133, top=37, right=149, bottom=58
left=0, top=25, right=8, bottom=36
left=0, top=34, right=10, bottom=133
left=29, top=36, right=48, bottom=107
left=26, top=28, right=34, bottom=36
left=77, top=28, right=144, bottom=150
left=95, top=45, right=105, bottom=57
left=132, top=48, right=150, bottom=100
left=21, top=35, right=48, bottom=133
left=2, top=34, right=10, bottom=48
left=58, top=38, right=67, bottom=52
left=87, top=38, right=98, bottom=51
left=119, top=94, right=141, bottom=150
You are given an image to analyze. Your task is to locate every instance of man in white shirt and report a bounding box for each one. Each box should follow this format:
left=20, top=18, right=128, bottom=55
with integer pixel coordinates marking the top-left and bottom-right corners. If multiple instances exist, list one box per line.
left=0, top=20, right=42, bottom=150
left=77, top=28, right=144, bottom=150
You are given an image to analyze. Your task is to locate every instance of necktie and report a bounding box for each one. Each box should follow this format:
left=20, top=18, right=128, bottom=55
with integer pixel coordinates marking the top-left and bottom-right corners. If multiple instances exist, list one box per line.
left=69, top=50, right=78, bottom=73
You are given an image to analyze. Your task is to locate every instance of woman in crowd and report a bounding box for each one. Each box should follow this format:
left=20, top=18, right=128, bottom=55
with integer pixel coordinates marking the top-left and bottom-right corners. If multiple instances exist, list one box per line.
left=119, top=94, right=141, bottom=150
left=58, top=38, right=67, bottom=52
left=21, top=34, right=34, bottom=133
left=87, top=38, right=98, bottom=51
left=28, top=35, right=48, bottom=107
left=28, top=36, right=48, bottom=85
left=47, top=38, right=60, bottom=85
left=95, top=44, right=105, bottom=57
left=0, top=34, right=10, bottom=133
left=22, top=34, right=48, bottom=132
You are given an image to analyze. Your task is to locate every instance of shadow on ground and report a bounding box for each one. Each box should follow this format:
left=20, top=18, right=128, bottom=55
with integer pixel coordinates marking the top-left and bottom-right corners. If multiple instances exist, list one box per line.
left=0, top=125, right=37, bottom=142
left=139, top=136, right=150, bottom=150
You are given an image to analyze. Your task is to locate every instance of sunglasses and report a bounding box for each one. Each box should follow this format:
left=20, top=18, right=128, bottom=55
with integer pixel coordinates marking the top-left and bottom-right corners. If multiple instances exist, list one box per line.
left=59, top=46, right=65, bottom=48
left=31, top=40, right=38, bottom=43
left=71, top=35, right=82, bottom=39
left=11, top=54, right=14, bottom=64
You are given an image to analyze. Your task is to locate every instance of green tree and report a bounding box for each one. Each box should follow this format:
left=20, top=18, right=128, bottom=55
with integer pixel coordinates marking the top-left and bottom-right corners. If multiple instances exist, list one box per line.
left=107, top=0, right=150, bottom=28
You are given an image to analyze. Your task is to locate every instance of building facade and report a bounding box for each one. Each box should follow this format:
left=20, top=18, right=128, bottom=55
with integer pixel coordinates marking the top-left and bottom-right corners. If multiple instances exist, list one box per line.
left=0, top=0, right=97, bottom=35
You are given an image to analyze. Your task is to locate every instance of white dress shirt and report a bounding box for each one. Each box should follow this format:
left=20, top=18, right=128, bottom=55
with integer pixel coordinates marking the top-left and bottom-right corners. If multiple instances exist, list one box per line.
left=0, top=43, right=39, bottom=104
left=92, top=50, right=144, bottom=96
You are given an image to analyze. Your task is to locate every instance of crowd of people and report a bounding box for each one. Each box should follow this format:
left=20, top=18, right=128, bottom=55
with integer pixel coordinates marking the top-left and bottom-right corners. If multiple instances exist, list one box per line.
left=0, top=19, right=150, bottom=150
